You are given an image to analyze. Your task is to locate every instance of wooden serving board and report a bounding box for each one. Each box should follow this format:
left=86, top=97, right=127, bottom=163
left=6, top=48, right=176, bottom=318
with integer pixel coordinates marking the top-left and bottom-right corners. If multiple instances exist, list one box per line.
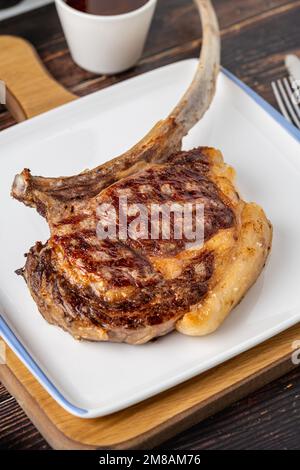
left=0, top=36, right=299, bottom=450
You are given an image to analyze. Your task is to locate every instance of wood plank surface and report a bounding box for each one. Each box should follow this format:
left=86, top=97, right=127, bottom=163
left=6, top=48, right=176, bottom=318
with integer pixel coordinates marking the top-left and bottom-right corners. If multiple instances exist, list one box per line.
left=0, top=0, right=300, bottom=450
left=162, top=367, right=300, bottom=450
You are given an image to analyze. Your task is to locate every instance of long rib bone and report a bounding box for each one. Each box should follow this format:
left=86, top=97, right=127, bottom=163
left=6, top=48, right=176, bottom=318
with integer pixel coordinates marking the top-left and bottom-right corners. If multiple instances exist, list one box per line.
left=12, top=0, right=220, bottom=214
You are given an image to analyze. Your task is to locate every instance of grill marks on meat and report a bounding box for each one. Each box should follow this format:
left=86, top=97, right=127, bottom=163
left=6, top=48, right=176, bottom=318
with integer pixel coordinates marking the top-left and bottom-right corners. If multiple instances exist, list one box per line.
left=100, top=148, right=235, bottom=256
left=26, top=240, right=215, bottom=331
left=52, top=232, right=160, bottom=289
left=21, top=148, right=234, bottom=342
left=14, top=144, right=272, bottom=344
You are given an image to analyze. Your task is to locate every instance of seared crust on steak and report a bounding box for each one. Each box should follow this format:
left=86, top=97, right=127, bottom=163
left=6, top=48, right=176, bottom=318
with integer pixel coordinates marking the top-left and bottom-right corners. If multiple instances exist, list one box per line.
left=15, top=147, right=272, bottom=344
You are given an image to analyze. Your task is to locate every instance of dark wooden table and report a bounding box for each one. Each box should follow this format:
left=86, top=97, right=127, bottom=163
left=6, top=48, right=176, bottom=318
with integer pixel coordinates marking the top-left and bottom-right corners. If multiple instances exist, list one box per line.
left=0, top=0, right=299, bottom=450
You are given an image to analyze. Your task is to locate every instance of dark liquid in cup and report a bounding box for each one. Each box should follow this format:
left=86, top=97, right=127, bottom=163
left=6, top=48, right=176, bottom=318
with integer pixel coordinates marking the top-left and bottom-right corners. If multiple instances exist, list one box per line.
left=65, top=0, right=149, bottom=16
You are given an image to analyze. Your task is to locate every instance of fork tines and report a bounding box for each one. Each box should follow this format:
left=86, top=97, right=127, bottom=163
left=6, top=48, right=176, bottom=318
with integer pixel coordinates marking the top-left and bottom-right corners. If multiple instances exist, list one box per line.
left=272, top=77, right=300, bottom=129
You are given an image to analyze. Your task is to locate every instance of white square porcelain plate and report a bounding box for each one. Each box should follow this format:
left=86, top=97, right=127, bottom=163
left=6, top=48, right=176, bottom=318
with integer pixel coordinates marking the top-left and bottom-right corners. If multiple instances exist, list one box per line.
left=0, top=60, right=300, bottom=418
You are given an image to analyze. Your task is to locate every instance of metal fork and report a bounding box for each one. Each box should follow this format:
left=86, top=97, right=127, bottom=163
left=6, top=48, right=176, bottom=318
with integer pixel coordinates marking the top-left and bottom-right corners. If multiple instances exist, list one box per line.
left=272, top=76, right=300, bottom=129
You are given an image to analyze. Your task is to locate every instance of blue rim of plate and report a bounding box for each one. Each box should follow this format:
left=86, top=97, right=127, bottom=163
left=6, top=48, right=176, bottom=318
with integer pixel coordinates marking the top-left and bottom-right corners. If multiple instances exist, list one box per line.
left=0, top=65, right=299, bottom=419
left=222, top=67, right=300, bottom=143
left=0, top=315, right=88, bottom=415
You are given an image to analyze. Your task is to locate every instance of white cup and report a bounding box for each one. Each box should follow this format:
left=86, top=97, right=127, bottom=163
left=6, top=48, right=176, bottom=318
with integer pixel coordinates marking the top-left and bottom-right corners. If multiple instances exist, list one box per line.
left=55, top=0, right=157, bottom=75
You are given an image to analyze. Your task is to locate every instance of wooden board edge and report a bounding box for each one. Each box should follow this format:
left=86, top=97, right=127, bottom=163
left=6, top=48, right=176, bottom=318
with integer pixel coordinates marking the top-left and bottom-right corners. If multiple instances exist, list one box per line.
left=0, top=35, right=76, bottom=121
left=0, top=351, right=297, bottom=450
left=0, top=364, right=95, bottom=450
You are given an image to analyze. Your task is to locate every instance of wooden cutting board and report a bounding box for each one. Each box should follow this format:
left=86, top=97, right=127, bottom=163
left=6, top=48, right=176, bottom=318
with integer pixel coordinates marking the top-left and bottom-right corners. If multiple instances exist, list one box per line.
left=0, top=36, right=299, bottom=450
